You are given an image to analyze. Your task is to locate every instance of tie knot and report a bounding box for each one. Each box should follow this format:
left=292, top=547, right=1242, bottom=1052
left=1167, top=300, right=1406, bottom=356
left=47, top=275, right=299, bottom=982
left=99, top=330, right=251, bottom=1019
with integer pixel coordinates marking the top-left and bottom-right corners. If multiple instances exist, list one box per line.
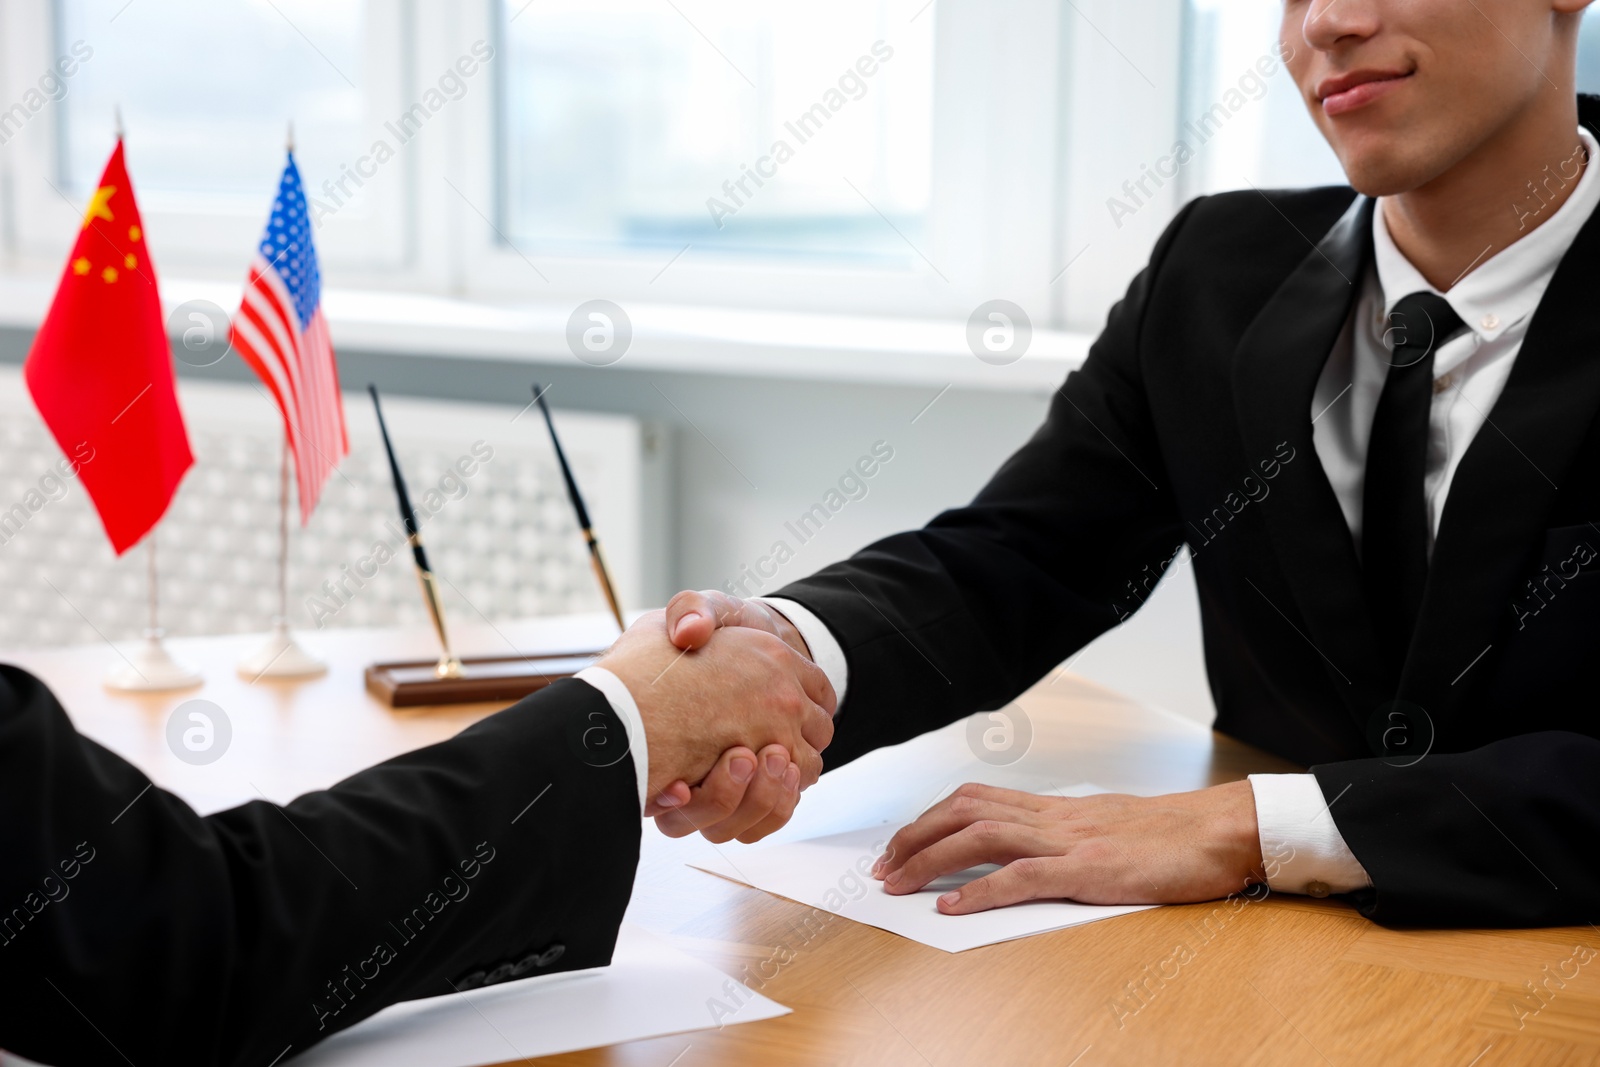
left=1384, top=291, right=1465, bottom=370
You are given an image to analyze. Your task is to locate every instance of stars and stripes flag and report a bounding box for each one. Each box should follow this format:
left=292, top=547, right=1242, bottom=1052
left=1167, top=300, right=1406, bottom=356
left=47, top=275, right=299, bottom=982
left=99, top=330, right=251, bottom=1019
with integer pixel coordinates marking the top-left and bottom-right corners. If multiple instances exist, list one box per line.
left=231, top=152, right=347, bottom=520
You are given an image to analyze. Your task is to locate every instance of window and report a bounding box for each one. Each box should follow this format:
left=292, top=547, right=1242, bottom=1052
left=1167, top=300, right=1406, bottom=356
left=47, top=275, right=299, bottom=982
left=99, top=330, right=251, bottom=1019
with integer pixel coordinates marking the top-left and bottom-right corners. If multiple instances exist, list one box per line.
left=0, top=1, right=1080, bottom=320
left=4, top=0, right=404, bottom=270
left=58, top=0, right=365, bottom=209
left=470, top=0, right=1068, bottom=318
left=1576, top=8, right=1600, bottom=92
left=1178, top=0, right=1342, bottom=200
left=498, top=0, right=935, bottom=266
left=1181, top=2, right=1600, bottom=201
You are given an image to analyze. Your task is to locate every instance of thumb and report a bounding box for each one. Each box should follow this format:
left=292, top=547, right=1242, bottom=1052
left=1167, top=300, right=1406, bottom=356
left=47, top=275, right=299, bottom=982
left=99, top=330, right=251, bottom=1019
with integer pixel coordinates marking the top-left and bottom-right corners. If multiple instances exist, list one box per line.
left=665, top=589, right=723, bottom=650
left=644, top=780, right=691, bottom=817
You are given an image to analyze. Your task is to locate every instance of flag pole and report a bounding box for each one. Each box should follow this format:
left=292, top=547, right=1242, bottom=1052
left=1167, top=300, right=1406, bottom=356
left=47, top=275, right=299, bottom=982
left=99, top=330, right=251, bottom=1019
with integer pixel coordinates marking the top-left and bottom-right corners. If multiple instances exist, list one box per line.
left=97, top=111, right=200, bottom=692
left=278, top=439, right=290, bottom=617
left=105, top=533, right=204, bottom=691
left=236, top=436, right=327, bottom=679
left=237, top=117, right=327, bottom=681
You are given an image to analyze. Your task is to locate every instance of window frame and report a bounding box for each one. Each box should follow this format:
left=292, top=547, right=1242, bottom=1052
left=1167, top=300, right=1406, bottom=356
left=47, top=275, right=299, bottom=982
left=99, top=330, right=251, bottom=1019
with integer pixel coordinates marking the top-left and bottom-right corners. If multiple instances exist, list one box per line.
left=2, top=0, right=413, bottom=279
left=409, top=0, right=1079, bottom=322
left=1, top=0, right=1191, bottom=332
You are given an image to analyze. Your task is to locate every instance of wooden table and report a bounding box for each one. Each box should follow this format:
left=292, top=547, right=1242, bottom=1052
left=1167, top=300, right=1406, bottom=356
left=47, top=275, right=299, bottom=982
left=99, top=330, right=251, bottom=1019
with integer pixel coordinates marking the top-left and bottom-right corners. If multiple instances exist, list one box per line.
left=7, top=617, right=1597, bottom=1067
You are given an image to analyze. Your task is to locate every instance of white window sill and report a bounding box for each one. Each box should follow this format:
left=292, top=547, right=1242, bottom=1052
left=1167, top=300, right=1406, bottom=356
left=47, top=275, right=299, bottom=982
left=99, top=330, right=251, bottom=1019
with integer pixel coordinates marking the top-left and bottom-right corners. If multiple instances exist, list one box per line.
left=0, top=274, right=1088, bottom=394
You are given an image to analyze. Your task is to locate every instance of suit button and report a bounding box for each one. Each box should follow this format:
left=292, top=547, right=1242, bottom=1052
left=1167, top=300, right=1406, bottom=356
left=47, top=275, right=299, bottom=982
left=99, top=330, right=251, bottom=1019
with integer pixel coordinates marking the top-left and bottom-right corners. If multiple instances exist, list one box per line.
left=512, top=943, right=566, bottom=976
left=1305, top=880, right=1331, bottom=898
left=455, top=970, right=488, bottom=990
left=485, top=962, right=518, bottom=985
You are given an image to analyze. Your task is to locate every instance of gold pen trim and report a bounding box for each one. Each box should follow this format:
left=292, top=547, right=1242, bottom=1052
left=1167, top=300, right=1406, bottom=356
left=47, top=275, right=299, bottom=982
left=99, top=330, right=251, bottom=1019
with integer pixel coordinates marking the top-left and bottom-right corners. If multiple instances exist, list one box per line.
left=416, top=567, right=463, bottom=679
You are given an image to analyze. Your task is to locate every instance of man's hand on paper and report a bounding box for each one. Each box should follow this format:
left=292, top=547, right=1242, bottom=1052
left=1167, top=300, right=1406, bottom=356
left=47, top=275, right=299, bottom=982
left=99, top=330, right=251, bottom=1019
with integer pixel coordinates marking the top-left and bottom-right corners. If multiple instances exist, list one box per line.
left=872, top=781, right=1267, bottom=912
left=597, top=609, right=834, bottom=839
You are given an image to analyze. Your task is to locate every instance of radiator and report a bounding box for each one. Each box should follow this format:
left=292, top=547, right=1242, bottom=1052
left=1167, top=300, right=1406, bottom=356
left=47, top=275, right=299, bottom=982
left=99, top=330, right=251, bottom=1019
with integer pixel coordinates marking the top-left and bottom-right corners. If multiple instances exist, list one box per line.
left=0, top=368, right=652, bottom=651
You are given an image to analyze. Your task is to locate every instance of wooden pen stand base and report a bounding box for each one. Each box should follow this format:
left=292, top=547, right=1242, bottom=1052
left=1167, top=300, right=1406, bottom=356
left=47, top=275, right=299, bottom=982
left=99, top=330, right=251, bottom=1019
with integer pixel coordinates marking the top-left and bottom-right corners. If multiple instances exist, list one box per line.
left=365, top=652, right=600, bottom=708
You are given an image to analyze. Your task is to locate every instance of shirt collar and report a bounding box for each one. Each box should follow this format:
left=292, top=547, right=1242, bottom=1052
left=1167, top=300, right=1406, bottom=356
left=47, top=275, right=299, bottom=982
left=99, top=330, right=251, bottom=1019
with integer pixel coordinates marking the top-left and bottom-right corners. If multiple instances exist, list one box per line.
left=1372, top=125, right=1600, bottom=343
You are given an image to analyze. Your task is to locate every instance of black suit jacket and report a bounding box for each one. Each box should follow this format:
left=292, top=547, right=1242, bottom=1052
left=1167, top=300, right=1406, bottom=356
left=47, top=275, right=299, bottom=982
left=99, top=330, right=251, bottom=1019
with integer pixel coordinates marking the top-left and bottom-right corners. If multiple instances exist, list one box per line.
left=0, top=668, right=641, bottom=1065
left=774, top=97, right=1600, bottom=928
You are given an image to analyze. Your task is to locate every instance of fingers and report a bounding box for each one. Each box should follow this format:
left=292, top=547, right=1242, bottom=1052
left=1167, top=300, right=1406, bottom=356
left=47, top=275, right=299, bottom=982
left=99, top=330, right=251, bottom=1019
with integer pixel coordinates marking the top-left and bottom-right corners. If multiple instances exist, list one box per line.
left=699, top=745, right=798, bottom=844
left=938, top=857, right=1060, bottom=914
left=738, top=762, right=802, bottom=843
left=874, top=794, right=1043, bottom=880
left=652, top=745, right=802, bottom=843
left=651, top=745, right=759, bottom=838
left=882, top=819, right=1053, bottom=895
left=788, top=732, right=825, bottom=791
left=796, top=696, right=834, bottom=766
left=789, top=645, right=838, bottom=718
left=938, top=782, right=1061, bottom=813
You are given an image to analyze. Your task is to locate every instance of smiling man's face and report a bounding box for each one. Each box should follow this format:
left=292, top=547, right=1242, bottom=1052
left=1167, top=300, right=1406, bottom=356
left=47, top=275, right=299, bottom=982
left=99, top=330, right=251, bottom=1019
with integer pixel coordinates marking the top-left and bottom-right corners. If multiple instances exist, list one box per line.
left=1282, top=0, right=1587, bottom=196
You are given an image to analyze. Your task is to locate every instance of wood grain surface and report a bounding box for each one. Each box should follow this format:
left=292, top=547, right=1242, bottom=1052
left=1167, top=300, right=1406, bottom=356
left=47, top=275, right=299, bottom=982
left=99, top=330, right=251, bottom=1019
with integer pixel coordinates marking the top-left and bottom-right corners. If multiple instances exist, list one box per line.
left=6, top=616, right=1595, bottom=1067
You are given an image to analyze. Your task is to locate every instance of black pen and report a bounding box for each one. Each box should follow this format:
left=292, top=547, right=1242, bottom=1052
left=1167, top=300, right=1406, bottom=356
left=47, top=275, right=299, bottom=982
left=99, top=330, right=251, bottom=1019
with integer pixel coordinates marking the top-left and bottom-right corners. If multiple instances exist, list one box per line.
left=369, top=384, right=463, bottom=678
left=532, top=383, right=626, bottom=633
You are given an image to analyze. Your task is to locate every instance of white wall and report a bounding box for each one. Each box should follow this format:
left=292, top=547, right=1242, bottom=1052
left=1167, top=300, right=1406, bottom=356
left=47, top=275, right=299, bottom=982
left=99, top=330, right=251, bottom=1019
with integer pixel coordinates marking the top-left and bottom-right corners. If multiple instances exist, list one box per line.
left=654, top=373, right=1216, bottom=727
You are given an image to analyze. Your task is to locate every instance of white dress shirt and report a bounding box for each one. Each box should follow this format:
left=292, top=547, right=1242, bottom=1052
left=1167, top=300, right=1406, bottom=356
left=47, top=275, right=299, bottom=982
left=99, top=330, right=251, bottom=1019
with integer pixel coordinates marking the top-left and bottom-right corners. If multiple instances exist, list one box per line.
left=572, top=667, right=650, bottom=811
left=758, top=125, right=1600, bottom=897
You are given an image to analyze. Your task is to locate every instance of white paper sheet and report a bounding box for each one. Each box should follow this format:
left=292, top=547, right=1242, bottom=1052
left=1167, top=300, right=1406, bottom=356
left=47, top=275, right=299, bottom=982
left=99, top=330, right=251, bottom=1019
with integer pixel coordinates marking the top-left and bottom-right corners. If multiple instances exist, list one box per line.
left=692, top=782, right=1155, bottom=953
left=284, top=924, right=788, bottom=1067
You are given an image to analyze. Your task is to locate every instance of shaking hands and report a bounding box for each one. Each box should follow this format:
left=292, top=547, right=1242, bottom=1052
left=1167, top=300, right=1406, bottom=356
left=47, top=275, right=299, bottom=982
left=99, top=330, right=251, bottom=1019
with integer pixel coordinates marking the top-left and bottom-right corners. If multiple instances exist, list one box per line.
left=617, top=592, right=1267, bottom=915
left=595, top=594, right=828, bottom=843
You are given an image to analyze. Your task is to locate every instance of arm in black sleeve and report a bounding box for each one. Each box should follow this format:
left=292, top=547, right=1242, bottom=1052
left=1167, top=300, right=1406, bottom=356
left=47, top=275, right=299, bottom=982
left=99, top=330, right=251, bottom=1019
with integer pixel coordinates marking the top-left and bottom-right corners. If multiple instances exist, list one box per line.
left=1313, top=730, right=1600, bottom=926
left=0, top=666, right=641, bottom=1066
left=772, top=203, right=1203, bottom=767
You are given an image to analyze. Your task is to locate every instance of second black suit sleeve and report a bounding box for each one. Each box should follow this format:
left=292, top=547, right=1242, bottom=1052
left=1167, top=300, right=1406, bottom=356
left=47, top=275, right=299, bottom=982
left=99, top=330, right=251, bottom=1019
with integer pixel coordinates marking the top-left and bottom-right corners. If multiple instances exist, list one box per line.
left=0, top=667, right=642, bottom=1067
left=1313, top=730, right=1600, bottom=926
left=772, top=203, right=1202, bottom=767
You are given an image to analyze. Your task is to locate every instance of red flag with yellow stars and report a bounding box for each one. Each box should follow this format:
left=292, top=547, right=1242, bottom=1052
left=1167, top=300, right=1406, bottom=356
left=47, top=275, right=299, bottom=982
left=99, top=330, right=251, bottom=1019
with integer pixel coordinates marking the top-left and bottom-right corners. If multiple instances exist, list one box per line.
left=24, top=140, right=193, bottom=555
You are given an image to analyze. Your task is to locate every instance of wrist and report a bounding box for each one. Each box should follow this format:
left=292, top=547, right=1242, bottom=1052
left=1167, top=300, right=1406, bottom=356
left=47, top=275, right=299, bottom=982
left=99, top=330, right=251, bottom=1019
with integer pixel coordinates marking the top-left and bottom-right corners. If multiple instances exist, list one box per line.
left=1216, top=779, right=1266, bottom=884
left=755, top=601, right=813, bottom=661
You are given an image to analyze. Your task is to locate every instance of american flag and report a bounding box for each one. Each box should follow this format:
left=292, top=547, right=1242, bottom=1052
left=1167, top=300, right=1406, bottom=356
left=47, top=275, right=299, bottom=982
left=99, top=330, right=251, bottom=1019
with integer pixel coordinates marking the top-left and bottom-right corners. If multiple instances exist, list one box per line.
left=232, top=152, right=347, bottom=520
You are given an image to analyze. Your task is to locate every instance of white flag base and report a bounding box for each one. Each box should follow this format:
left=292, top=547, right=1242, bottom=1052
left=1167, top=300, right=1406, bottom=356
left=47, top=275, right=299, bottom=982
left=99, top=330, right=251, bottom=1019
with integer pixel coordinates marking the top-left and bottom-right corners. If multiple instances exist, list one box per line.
left=237, top=618, right=327, bottom=680
left=105, top=630, right=204, bottom=692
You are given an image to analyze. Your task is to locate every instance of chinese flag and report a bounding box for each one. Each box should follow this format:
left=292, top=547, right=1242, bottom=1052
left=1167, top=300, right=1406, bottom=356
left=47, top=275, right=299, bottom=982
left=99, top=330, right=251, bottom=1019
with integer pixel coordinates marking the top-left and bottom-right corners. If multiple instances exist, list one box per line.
left=24, top=140, right=193, bottom=555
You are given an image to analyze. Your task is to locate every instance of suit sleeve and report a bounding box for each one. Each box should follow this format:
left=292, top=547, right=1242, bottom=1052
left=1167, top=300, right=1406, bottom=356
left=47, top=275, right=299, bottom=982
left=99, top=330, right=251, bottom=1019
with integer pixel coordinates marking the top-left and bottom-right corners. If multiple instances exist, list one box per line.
left=770, top=202, right=1201, bottom=767
left=1313, top=731, right=1600, bottom=926
left=0, top=667, right=641, bottom=1067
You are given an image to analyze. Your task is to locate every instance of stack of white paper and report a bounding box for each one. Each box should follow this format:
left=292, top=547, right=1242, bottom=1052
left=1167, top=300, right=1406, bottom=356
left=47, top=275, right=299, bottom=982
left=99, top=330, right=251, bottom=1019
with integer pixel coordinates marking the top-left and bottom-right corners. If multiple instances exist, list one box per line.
left=285, top=924, right=788, bottom=1067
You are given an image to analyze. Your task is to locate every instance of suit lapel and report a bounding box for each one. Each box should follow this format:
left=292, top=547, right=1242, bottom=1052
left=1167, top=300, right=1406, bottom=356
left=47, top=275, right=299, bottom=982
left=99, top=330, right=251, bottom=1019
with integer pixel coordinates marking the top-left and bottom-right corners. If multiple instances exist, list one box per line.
left=1233, top=194, right=1393, bottom=728
left=1407, top=149, right=1600, bottom=721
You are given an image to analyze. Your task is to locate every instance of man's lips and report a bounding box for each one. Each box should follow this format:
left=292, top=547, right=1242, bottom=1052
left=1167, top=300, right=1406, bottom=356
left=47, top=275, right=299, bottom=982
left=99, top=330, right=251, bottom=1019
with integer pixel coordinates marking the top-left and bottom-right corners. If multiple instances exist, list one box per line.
left=1317, top=70, right=1412, bottom=117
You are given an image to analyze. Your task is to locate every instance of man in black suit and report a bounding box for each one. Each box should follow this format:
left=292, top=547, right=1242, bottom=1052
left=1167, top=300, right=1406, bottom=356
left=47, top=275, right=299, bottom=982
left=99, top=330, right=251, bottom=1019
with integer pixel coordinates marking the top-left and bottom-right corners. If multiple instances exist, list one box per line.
left=0, top=614, right=832, bottom=1066
left=649, top=0, right=1600, bottom=927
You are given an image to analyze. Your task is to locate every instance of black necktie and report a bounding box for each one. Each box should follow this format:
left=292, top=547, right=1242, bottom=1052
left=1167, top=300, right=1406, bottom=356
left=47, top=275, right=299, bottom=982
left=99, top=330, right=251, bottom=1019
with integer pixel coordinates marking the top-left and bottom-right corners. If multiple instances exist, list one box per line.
left=1363, top=290, right=1466, bottom=670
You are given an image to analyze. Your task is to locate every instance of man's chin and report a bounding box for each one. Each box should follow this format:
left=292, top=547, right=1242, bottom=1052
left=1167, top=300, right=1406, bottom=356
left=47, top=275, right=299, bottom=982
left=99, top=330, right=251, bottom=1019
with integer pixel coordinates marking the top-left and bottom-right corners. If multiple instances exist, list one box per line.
left=1330, top=147, right=1432, bottom=199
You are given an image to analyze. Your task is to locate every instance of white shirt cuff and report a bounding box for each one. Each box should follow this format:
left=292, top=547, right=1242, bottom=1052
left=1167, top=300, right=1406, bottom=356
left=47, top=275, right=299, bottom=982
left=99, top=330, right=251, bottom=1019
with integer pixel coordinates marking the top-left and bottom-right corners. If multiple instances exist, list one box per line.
left=1247, top=773, right=1371, bottom=896
left=757, top=596, right=848, bottom=708
left=572, top=667, right=648, bottom=813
